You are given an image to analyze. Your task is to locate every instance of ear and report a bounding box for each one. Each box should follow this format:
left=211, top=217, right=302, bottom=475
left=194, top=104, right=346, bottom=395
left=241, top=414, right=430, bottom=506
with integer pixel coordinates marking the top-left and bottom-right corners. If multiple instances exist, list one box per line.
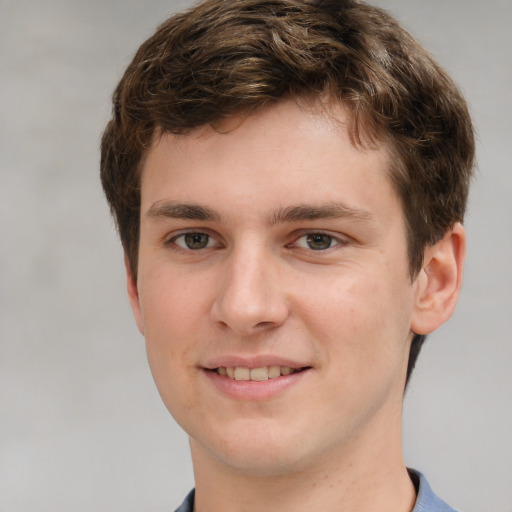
left=124, top=255, right=145, bottom=335
left=411, top=223, right=466, bottom=335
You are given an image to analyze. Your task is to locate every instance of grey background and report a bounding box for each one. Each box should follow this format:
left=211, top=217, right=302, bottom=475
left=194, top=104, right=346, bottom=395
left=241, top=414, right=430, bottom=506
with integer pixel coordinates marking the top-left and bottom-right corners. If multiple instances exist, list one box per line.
left=1, top=0, right=510, bottom=511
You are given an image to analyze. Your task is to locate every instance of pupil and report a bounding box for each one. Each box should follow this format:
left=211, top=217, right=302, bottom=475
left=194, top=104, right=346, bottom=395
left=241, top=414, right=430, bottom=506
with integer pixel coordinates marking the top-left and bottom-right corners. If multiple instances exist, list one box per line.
left=307, top=233, right=332, bottom=250
left=185, top=233, right=208, bottom=249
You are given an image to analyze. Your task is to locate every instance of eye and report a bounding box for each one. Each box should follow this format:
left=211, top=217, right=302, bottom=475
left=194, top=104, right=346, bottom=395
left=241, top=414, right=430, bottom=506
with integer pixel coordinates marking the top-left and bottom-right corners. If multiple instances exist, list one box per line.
left=171, top=232, right=216, bottom=250
left=294, top=233, right=342, bottom=251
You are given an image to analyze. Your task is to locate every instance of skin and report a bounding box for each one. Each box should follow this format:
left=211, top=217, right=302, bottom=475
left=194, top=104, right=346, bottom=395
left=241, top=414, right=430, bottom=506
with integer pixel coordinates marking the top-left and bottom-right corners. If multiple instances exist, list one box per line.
left=127, top=99, right=465, bottom=512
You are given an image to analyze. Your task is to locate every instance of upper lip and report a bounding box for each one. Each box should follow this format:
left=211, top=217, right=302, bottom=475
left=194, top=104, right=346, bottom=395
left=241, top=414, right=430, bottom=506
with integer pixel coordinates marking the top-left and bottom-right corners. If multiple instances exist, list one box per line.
left=202, top=355, right=310, bottom=370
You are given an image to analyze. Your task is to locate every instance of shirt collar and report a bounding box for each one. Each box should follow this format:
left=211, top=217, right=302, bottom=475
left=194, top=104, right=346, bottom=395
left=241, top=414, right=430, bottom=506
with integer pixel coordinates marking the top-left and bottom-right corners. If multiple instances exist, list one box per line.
left=174, top=470, right=457, bottom=512
left=409, top=469, right=457, bottom=512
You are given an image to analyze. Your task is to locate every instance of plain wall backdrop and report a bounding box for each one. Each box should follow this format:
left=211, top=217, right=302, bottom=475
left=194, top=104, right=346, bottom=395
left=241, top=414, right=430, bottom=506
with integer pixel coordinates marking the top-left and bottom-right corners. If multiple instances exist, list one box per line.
left=1, top=1, right=511, bottom=511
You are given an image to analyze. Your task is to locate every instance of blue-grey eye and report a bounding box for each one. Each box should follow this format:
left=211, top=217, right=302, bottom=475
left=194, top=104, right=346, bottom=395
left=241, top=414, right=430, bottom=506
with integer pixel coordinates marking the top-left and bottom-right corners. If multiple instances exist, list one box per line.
left=293, top=233, right=340, bottom=250
left=306, top=233, right=334, bottom=250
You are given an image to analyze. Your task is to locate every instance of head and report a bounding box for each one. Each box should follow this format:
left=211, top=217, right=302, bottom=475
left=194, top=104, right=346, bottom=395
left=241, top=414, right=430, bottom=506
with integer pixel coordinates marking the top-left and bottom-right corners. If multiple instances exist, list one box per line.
left=101, top=0, right=474, bottom=387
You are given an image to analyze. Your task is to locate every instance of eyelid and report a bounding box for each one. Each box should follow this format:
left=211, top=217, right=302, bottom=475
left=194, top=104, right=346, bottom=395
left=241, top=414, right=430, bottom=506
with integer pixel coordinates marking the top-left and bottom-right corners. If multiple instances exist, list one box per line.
left=162, top=228, right=349, bottom=252
left=288, top=230, right=349, bottom=250
left=164, top=229, right=223, bottom=250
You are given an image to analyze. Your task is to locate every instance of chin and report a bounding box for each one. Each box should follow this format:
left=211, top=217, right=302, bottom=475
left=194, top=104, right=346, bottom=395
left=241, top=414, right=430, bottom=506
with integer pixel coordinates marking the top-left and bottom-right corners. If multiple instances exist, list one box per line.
left=213, top=444, right=308, bottom=477
left=189, top=418, right=322, bottom=477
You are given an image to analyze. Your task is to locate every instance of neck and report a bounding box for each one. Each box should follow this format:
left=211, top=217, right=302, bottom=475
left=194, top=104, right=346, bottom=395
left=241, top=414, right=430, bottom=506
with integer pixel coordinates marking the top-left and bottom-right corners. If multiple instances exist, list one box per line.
left=190, top=428, right=416, bottom=512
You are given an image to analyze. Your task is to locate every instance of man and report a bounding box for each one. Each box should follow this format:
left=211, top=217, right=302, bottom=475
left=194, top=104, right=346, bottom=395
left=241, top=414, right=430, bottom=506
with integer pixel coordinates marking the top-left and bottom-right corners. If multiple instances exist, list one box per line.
left=100, top=1, right=474, bottom=510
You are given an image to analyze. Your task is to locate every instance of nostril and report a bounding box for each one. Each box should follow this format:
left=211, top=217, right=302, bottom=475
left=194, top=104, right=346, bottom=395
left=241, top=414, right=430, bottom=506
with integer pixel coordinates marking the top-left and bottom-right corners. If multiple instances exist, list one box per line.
left=255, top=321, right=274, bottom=328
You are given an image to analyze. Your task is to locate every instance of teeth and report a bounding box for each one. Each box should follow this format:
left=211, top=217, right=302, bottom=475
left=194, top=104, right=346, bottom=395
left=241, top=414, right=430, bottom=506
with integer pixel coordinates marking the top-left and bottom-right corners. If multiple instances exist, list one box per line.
left=216, top=365, right=299, bottom=380
left=250, top=367, right=268, bottom=381
left=234, top=367, right=250, bottom=381
left=268, top=365, right=281, bottom=378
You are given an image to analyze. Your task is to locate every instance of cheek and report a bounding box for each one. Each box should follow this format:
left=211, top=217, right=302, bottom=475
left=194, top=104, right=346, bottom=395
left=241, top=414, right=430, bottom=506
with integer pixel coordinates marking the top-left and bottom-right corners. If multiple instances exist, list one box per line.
left=298, top=273, right=381, bottom=329
left=137, top=271, right=211, bottom=406
left=297, top=270, right=412, bottom=370
left=140, top=265, right=211, bottom=340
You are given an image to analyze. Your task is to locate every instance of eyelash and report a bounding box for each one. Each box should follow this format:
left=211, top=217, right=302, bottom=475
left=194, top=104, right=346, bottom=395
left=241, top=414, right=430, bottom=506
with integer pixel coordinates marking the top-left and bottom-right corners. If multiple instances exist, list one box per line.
left=289, top=232, right=346, bottom=251
left=165, top=230, right=348, bottom=253
left=166, top=231, right=221, bottom=251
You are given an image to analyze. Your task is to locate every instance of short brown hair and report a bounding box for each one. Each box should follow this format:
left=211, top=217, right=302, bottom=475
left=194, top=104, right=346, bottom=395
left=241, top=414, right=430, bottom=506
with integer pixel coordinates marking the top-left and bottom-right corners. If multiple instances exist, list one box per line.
left=100, top=0, right=475, bottom=383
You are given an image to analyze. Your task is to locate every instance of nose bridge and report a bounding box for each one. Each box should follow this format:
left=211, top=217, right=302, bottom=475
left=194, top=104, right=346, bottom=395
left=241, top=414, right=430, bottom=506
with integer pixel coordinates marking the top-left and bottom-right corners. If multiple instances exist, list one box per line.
left=212, top=239, right=288, bottom=334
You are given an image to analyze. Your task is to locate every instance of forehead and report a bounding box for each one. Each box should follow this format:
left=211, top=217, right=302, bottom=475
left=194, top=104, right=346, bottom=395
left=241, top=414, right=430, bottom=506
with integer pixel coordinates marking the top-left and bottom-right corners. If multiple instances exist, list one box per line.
left=140, top=99, right=396, bottom=221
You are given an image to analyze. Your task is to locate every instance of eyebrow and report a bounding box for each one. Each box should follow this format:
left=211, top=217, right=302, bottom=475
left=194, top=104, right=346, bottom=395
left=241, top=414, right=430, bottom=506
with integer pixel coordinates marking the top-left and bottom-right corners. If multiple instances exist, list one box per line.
left=146, top=201, right=221, bottom=221
left=268, top=202, right=374, bottom=225
left=146, top=200, right=373, bottom=225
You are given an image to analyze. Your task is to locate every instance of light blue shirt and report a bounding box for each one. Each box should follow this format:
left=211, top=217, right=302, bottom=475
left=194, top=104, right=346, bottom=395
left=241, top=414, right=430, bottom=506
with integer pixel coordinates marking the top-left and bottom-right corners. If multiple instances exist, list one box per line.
left=174, top=469, right=456, bottom=512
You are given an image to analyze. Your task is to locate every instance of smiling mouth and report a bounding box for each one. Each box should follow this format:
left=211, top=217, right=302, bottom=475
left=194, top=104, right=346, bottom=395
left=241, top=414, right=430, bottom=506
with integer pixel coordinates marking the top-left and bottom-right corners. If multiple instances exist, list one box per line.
left=212, top=366, right=309, bottom=381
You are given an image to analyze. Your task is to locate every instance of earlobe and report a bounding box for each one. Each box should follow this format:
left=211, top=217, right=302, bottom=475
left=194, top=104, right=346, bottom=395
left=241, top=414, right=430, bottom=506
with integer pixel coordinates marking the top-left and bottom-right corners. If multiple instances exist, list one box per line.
left=124, top=255, right=145, bottom=335
left=411, top=223, right=466, bottom=335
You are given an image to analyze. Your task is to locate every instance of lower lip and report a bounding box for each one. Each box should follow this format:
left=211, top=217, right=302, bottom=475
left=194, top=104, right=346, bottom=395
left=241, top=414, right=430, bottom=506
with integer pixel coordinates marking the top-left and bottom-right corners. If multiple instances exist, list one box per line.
left=203, top=369, right=310, bottom=400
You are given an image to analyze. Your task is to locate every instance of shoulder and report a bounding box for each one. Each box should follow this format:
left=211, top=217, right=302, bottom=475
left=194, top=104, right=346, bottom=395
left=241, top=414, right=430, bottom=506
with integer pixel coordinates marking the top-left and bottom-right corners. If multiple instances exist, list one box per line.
left=409, top=469, right=458, bottom=512
left=174, top=489, right=195, bottom=512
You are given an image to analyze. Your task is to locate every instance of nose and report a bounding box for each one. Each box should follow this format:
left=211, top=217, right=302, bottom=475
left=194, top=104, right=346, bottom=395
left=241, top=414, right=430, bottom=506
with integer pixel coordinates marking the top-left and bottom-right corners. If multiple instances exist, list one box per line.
left=211, top=244, right=289, bottom=336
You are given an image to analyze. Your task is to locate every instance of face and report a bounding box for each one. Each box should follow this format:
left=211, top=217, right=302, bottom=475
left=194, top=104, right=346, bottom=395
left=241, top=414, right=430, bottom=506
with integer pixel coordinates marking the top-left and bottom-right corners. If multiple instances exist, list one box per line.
left=130, top=100, right=424, bottom=477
